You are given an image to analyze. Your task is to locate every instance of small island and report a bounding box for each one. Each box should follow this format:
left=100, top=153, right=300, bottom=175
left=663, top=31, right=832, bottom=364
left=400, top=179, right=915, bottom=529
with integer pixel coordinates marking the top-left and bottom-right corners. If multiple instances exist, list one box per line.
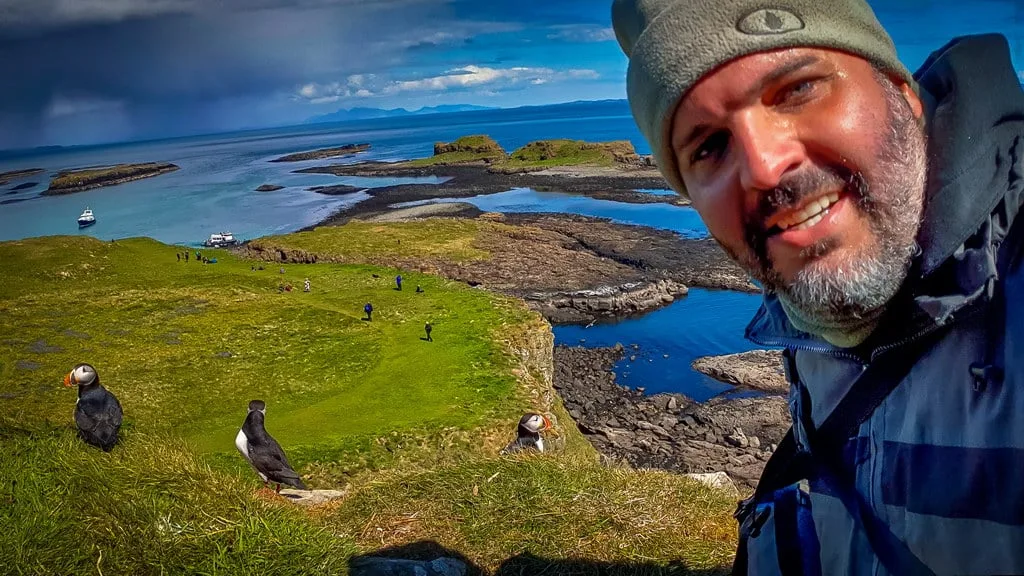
left=43, top=162, right=179, bottom=195
left=255, top=184, right=284, bottom=192
left=270, top=143, right=371, bottom=163
left=296, top=135, right=683, bottom=215
left=0, top=168, right=44, bottom=186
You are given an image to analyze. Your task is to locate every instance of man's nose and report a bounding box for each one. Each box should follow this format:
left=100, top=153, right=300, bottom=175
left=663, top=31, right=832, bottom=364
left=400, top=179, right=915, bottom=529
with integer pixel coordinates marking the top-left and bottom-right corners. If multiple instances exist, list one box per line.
left=732, top=111, right=804, bottom=193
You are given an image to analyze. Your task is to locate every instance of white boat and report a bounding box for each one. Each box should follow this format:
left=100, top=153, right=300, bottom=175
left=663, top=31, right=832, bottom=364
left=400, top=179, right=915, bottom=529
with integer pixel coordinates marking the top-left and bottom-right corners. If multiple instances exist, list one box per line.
left=204, top=232, right=238, bottom=247
left=77, top=208, right=96, bottom=228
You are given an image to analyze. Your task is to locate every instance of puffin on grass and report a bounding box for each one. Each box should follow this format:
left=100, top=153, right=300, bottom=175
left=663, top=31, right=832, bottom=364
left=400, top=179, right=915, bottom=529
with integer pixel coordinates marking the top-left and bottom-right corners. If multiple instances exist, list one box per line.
left=64, top=363, right=123, bottom=452
left=235, top=400, right=307, bottom=493
left=500, top=413, right=552, bottom=454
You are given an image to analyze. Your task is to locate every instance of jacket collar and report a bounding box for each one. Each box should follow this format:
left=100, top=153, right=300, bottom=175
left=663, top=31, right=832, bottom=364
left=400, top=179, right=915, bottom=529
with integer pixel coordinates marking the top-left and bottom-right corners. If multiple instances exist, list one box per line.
left=747, top=34, right=1024, bottom=351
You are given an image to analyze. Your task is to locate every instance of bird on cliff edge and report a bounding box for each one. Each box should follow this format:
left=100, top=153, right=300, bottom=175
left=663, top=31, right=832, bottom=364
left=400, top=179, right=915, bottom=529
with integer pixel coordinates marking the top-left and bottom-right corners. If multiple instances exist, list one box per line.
left=235, top=400, right=307, bottom=493
left=501, top=413, right=552, bottom=454
left=64, top=363, right=123, bottom=452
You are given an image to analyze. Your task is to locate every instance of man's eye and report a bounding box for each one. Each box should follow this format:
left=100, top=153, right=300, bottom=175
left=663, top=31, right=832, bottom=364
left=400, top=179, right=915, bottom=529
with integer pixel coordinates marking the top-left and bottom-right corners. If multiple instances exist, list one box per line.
left=691, top=131, right=728, bottom=165
left=776, top=78, right=820, bottom=105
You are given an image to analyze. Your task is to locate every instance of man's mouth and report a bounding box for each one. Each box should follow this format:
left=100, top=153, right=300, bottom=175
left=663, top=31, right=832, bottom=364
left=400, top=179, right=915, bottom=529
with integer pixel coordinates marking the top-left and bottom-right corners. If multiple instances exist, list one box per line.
left=766, top=192, right=842, bottom=235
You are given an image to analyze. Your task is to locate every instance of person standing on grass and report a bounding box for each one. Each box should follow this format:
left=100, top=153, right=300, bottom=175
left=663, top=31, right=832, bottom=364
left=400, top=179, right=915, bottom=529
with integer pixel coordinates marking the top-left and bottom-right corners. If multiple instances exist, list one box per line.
left=396, top=274, right=403, bottom=291
left=364, top=302, right=373, bottom=321
left=424, top=321, right=433, bottom=342
left=612, top=0, right=1023, bottom=574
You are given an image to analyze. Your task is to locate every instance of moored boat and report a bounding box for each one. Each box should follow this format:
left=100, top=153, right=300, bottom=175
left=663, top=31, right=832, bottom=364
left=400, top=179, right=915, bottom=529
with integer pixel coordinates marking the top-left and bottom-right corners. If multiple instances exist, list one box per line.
left=77, top=208, right=96, bottom=228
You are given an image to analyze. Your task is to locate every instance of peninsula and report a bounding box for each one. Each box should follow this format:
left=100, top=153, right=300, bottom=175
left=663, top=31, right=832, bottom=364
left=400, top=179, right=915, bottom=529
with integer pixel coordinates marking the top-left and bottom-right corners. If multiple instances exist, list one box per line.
left=43, top=162, right=179, bottom=195
left=270, top=143, right=371, bottom=162
left=0, top=168, right=44, bottom=186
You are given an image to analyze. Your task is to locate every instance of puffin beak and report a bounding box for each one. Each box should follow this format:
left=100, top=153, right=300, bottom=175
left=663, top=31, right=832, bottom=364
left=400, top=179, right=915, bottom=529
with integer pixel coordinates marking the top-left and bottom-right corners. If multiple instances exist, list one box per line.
left=542, top=415, right=552, bottom=430
left=63, top=372, right=74, bottom=387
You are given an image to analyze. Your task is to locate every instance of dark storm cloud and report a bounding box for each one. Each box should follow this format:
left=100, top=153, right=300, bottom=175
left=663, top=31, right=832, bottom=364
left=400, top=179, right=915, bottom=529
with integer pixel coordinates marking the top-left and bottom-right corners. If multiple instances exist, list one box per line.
left=0, top=0, right=615, bottom=148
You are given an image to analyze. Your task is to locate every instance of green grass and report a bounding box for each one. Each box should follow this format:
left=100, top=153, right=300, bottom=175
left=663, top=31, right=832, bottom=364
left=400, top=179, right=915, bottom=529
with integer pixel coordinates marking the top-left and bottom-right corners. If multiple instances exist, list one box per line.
left=495, top=139, right=637, bottom=171
left=0, top=235, right=534, bottom=475
left=0, top=232, right=739, bottom=574
left=405, top=135, right=507, bottom=167
left=248, top=220, right=493, bottom=263
left=0, top=428, right=358, bottom=575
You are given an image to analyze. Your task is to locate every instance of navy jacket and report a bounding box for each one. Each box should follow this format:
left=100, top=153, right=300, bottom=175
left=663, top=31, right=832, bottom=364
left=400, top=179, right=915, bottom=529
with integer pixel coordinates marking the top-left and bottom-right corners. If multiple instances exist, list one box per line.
left=740, top=34, right=1024, bottom=575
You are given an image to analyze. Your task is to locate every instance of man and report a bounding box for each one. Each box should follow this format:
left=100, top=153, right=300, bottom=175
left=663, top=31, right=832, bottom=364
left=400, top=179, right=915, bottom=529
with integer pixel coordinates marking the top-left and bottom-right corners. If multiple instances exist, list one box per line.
left=612, top=1, right=1022, bottom=574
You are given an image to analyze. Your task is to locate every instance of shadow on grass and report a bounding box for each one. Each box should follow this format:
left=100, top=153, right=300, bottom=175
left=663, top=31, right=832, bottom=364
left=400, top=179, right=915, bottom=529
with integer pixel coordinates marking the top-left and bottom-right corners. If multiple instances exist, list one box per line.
left=349, top=540, right=728, bottom=576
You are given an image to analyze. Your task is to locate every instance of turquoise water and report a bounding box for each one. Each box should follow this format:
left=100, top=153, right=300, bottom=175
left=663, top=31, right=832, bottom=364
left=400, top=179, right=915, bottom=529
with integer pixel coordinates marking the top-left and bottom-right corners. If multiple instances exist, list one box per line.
left=392, top=188, right=708, bottom=238
left=0, top=102, right=764, bottom=398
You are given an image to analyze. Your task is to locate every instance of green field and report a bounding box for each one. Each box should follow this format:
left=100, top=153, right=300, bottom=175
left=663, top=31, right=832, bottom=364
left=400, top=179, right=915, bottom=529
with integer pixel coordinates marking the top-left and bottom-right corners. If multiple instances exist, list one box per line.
left=0, top=233, right=737, bottom=575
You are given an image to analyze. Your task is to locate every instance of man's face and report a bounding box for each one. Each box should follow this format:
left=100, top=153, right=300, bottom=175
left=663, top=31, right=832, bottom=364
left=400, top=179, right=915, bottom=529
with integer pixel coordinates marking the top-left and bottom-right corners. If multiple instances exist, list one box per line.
left=671, top=48, right=928, bottom=324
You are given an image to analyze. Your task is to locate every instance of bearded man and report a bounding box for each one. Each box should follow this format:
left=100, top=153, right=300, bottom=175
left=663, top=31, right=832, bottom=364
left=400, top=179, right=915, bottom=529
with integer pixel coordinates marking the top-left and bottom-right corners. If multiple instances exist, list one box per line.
left=612, top=1, right=1022, bottom=574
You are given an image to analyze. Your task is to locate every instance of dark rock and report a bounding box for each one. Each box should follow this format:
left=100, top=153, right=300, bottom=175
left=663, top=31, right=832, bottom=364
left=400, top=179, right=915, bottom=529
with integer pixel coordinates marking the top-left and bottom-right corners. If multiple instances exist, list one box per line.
left=255, top=184, right=284, bottom=192
left=554, top=345, right=789, bottom=491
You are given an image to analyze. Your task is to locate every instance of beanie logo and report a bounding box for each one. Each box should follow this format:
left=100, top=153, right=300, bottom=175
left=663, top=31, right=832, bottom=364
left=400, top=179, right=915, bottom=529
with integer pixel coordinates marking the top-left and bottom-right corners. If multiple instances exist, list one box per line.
left=737, top=8, right=804, bottom=35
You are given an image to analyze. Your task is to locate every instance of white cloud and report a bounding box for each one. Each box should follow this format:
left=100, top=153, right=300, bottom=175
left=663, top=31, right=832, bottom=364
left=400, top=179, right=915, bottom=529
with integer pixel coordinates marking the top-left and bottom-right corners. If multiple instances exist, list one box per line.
left=546, top=24, right=616, bottom=43
left=294, top=64, right=600, bottom=103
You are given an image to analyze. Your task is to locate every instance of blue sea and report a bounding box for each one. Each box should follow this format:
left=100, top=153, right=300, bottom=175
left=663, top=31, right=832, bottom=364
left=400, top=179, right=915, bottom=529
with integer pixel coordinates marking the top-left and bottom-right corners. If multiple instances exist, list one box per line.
left=0, top=101, right=766, bottom=400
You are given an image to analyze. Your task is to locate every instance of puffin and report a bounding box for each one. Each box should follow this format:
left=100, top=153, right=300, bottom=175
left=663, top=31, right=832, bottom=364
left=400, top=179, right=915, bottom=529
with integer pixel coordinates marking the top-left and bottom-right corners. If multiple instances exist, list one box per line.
left=235, top=400, right=307, bottom=492
left=64, top=363, right=123, bottom=452
left=500, top=413, right=552, bottom=454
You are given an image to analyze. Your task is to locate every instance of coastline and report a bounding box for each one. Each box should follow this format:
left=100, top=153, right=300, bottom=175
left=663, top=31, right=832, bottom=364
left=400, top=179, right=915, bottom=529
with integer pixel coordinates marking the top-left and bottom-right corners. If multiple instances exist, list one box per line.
left=272, top=144, right=791, bottom=487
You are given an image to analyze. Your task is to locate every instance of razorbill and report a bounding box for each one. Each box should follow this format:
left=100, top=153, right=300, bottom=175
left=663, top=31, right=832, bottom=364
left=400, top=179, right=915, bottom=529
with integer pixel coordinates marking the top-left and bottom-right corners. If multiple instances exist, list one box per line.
left=500, top=413, right=552, bottom=454
left=64, top=363, right=123, bottom=452
left=235, top=400, right=307, bottom=492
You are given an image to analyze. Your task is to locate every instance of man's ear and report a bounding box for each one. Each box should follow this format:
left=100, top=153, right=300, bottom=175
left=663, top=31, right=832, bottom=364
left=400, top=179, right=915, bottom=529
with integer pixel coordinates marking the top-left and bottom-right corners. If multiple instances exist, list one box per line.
left=897, top=80, right=924, bottom=120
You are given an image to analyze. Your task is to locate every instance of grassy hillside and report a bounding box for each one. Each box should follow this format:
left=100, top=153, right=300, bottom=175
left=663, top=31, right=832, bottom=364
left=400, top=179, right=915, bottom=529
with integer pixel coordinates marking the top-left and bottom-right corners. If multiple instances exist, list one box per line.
left=0, top=233, right=737, bottom=574
left=406, top=135, right=507, bottom=167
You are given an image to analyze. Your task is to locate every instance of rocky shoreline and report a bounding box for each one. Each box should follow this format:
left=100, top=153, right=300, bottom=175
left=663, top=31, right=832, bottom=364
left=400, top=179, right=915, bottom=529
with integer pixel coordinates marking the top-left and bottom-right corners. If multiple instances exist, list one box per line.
left=246, top=211, right=756, bottom=325
left=554, top=345, right=790, bottom=490
left=297, top=162, right=685, bottom=224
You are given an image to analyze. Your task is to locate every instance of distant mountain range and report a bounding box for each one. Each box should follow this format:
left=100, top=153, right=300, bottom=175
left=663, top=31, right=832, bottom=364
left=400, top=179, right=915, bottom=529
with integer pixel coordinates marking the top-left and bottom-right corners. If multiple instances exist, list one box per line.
left=305, top=104, right=499, bottom=124
left=304, top=99, right=631, bottom=125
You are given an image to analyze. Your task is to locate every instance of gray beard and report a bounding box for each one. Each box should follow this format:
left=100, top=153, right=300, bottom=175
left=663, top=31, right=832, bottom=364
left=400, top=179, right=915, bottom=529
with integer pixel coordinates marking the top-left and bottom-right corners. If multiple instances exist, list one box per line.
left=758, top=77, right=928, bottom=328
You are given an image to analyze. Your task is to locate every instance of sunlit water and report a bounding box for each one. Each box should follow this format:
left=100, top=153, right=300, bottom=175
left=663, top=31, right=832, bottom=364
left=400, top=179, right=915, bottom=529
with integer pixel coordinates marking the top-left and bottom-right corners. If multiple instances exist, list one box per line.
left=0, top=103, right=766, bottom=398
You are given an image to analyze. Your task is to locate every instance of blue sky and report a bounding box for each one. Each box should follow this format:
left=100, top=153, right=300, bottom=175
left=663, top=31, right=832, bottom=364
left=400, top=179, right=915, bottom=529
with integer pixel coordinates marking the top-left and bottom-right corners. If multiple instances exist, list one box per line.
left=0, top=0, right=1022, bottom=149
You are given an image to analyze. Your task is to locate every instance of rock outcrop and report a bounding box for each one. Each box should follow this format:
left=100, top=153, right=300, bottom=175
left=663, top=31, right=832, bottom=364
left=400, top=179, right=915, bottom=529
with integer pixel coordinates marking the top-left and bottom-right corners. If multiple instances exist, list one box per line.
left=553, top=345, right=789, bottom=490
left=525, top=279, right=688, bottom=324
left=270, top=143, right=370, bottom=162
left=691, top=350, right=788, bottom=394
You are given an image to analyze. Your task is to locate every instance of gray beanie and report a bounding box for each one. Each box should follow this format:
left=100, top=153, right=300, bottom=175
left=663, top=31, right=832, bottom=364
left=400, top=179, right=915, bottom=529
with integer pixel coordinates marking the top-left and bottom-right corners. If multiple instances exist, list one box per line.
left=611, top=0, right=914, bottom=198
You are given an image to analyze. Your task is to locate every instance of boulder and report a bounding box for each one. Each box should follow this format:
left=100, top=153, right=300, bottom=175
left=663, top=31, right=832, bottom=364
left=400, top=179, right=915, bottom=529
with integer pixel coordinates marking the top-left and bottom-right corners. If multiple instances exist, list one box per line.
left=691, top=349, right=788, bottom=393
left=684, top=471, right=739, bottom=495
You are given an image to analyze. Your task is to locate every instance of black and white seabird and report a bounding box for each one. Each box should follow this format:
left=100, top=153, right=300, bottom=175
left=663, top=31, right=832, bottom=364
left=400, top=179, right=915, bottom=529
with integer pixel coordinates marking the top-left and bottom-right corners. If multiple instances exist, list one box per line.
left=235, top=400, right=307, bottom=492
left=64, top=363, right=123, bottom=452
left=500, top=413, right=552, bottom=454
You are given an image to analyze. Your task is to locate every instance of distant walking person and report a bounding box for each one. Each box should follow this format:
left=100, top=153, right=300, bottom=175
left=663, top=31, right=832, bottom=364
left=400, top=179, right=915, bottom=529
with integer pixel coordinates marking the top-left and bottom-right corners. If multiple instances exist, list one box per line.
left=303, top=278, right=310, bottom=292
left=424, top=321, right=432, bottom=342
left=395, top=275, right=403, bottom=291
left=184, top=251, right=189, bottom=262
left=364, top=303, right=373, bottom=321
left=177, top=252, right=181, bottom=262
